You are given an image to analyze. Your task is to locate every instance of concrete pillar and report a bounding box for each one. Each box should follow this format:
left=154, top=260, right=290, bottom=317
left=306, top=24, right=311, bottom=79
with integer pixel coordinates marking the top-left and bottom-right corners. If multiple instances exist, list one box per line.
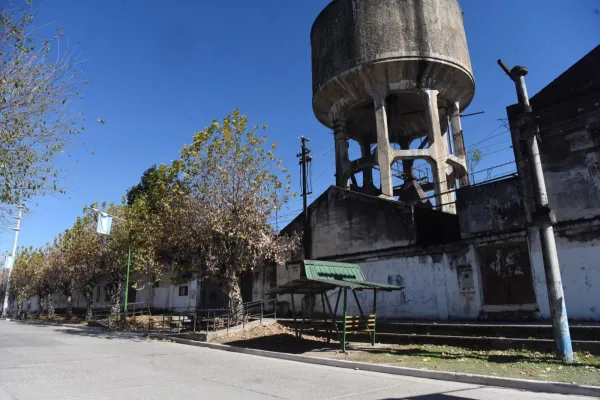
left=333, top=118, right=349, bottom=188
left=422, top=89, right=453, bottom=212
left=451, top=102, right=470, bottom=187
left=374, top=93, right=394, bottom=197
left=360, top=139, right=374, bottom=190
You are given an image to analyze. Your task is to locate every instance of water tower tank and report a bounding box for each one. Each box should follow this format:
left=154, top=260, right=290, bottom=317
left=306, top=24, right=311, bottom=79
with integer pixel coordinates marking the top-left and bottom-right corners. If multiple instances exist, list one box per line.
left=311, top=0, right=475, bottom=212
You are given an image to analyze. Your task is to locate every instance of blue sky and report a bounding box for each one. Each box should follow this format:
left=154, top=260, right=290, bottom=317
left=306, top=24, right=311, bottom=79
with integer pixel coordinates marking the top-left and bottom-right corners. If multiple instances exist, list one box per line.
left=1, top=0, right=599, bottom=252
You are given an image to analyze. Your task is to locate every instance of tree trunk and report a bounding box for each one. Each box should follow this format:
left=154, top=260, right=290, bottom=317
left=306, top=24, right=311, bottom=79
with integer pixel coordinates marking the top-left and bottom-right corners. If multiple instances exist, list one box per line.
left=85, top=289, right=93, bottom=321
left=64, top=283, right=73, bottom=320
left=40, top=295, right=46, bottom=316
left=47, top=293, right=55, bottom=319
left=108, top=281, right=122, bottom=330
left=223, top=278, right=244, bottom=325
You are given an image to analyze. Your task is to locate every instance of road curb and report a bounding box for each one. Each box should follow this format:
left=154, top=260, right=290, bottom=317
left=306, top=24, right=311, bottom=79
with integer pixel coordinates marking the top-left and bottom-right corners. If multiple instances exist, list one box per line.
left=160, top=335, right=600, bottom=398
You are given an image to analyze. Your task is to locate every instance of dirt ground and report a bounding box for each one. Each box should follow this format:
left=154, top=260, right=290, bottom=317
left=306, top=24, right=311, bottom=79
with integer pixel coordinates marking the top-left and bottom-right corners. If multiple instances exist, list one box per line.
left=212, top=323, right=600, bottom=386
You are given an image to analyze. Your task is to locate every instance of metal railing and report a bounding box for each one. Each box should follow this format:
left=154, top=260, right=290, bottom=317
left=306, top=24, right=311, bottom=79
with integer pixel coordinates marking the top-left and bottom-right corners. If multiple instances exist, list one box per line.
left=191, top=298, right=277, bottom=334
left=139, top=298, right=277, bottom=334
left=81, top=298, right=277, bottom=334
left=91, top=302, right=151, bottom=321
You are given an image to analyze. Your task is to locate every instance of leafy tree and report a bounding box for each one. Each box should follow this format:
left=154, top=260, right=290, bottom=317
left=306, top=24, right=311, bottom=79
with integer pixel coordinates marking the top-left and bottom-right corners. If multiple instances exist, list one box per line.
left=467, top=149, right=482, bottom=184
left=126, top=165, right=158, bottom=206
left=8, top=246, right=36, bottom=315
left=29, top=245, right=60, bottom=317
left=172, top=110, right=298, bottom=317
left=0, top=2, right=86, bottom=223
left=61, top=208, right=104, bottom=320
left=53, top=232, right=76, bottom=319
left=126, top=164, right=188, bottom=261
left=0, top=265, right=8, bottom=304
left=97, top=200, right=169, bottom=327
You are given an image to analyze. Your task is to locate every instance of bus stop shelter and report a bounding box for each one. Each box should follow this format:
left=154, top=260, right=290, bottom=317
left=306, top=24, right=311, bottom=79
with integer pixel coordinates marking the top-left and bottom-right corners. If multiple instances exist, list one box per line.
left=269, top=260, right=404, bottom=352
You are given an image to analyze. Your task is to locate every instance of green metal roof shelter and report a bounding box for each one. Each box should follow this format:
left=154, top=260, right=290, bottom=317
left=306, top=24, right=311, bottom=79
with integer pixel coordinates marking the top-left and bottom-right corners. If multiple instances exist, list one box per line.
left=269, top=260, right=404, bottom=352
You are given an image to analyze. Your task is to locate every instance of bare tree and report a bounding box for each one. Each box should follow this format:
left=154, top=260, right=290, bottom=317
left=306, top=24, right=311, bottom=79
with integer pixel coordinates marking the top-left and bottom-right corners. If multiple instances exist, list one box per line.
left=0, top=2, right=87, bottom=224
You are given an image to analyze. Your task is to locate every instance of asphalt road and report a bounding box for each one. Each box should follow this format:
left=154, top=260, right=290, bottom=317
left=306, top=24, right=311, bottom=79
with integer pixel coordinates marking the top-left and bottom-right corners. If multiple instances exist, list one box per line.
left=0, top=321, right=589, bottom=400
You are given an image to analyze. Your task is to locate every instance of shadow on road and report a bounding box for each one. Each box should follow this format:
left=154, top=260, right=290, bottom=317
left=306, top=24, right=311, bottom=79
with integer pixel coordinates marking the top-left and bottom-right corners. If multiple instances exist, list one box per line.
left=56, top=327, right=147, bottom=342
left=379, top=386, right=487, bottom=399
left=380, top=396, right=469, bottom=399
left=222, top=333, right=339, bottom=354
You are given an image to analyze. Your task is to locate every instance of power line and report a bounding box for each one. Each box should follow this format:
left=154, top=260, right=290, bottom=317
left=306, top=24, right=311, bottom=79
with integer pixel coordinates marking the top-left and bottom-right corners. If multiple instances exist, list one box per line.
left=372, top=159, right=516, bottom=188
left=466, top=123, right=510, bottom=148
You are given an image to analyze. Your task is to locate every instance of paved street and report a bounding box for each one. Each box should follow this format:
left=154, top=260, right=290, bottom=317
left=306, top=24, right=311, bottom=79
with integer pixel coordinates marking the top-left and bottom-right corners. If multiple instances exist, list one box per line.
left=0, top=321, right=590, bottom=400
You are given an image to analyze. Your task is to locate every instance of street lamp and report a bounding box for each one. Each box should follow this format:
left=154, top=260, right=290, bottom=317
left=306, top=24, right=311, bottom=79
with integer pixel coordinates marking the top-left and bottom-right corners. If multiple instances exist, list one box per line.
left=1, top=205, right=24, bottom=318
left=89, top=207, right=133, bottom=315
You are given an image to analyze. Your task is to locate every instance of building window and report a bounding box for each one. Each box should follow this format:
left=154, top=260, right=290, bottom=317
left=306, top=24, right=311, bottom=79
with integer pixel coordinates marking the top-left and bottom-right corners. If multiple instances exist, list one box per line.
left=104, top=285, right=111, bottom=302
left=178, top=286, right=188, bottom=296
left=96, top=286, right=100, bottom=302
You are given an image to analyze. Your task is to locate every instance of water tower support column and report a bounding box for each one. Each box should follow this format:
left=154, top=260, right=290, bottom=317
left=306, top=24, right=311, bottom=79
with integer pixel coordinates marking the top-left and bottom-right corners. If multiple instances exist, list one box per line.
left=374, top=92, right=394, bottom=198
left=333, top=118, right=350, bottom=188
left=422, top=89, right=453, bottom=212
left=360, top=140, right=374, bottom=191
left=451, top=102, right=470, bottom=187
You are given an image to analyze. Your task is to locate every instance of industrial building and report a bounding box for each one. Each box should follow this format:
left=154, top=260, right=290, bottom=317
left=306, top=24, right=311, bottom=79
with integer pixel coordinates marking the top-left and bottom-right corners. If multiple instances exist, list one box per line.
left=253, top=0, right=600, bottom=322
left=8, top=0, right=600, bottom=324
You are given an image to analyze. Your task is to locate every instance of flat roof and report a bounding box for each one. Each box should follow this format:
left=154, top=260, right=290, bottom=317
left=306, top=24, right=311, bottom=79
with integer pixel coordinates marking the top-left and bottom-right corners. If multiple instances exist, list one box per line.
left=268, top=260, right=404, bottom=295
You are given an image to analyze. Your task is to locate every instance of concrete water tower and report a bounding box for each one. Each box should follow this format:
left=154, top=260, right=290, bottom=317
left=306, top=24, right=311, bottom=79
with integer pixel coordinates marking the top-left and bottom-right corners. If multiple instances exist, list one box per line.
left=311, top=0, right=475, bottom=213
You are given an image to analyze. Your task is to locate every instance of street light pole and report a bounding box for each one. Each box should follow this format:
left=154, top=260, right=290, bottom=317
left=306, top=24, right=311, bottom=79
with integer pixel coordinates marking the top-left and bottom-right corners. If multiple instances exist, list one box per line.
left=498, top=59, right=573, bottom=363
left=2, top=205, right=24, bottom=318
left=124, top=243, right=131, bottom=314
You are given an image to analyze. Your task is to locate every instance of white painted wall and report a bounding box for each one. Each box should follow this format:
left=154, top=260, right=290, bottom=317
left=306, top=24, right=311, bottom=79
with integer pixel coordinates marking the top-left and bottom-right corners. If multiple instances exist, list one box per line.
left=7, top=274, right=200, bottom=314
left=528, top=228, right=600, bottom=320
left=304, top=247, right=484, bottom=321
left=276, top=263, right=303, bottom=314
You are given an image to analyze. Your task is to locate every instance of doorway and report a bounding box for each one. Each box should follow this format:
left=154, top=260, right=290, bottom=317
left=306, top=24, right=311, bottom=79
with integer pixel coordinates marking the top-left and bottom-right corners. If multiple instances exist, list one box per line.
left=476, top=241, right=536, bottom=307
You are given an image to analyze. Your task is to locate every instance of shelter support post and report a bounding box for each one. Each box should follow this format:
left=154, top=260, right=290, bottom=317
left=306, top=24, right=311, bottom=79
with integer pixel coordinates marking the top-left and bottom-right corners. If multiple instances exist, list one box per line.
left=351, top=289, right=373, bottom=343
left=290, top=292, right=298, bottom=338
left=300, top=295, right=307, bottom=339
left=320, top=293, right=330, bottom=343
left=324, top=292, right=340, bottom=341
left=333, top=289, right=342, bottom=317
left=342, top=288, right=348, bottom=352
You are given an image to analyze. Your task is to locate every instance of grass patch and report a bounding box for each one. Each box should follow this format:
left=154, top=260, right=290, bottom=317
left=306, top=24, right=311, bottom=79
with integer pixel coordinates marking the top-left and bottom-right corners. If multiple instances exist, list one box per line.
left=212, top=323, right=599, bottom=386
left=315, top=344, right=600, bottom=386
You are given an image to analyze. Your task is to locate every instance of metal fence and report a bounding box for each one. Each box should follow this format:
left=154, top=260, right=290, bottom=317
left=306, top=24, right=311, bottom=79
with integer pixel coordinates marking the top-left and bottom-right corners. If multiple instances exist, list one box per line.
left=91, top=302, right=150, bottom=320
left=191, top=298, right=276, bottom=333
left=141, top=298, right=277, bottom=334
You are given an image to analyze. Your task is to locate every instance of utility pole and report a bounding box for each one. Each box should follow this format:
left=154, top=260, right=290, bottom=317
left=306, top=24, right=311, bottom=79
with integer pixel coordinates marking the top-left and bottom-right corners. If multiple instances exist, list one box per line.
left=498, top=59, right=573, bottom=363
left=2, top=205, right=24, bottom=318
left=297, top=137, right=312, bottom=259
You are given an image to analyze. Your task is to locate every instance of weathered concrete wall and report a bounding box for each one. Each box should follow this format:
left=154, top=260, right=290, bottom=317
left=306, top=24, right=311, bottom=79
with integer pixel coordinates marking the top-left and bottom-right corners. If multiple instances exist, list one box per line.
left=269, top=225, right=600, bottom=321
left=307, top=187, right=416, bottom=259
left=275, top=263, right=304, bottom=316
left=286, top=243, right=485, bottom=321
left=528, top=224, right=600, bottom=320
left=414, top=207, right=460, bottom=245
left=508, top=46, right=600, bottom=225
left=457, top=177, right=526, bottom=238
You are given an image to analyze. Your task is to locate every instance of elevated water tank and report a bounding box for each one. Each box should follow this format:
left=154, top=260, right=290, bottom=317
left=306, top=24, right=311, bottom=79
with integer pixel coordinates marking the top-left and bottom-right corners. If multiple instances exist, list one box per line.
left=311, top=0, right=474, bottom=134
left=310, top=0, right=475, bottom=212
